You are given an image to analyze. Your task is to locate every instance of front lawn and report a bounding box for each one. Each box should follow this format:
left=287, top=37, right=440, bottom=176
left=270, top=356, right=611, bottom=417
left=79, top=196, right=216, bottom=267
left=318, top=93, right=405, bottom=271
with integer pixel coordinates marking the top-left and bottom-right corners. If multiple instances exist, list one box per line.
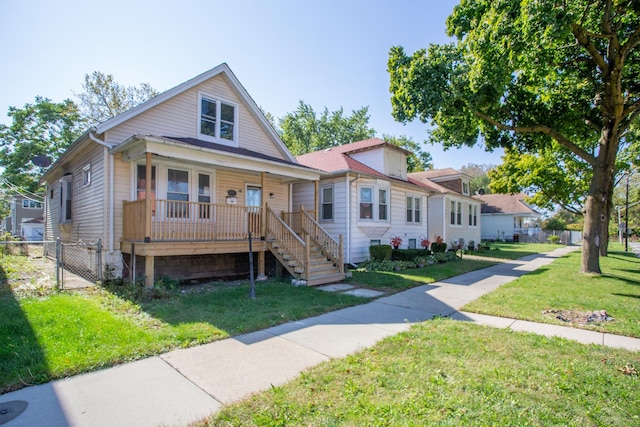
left=472, top=242, right=565, bottom=260
left=207, top=319, right=640, bottom=426
left=349, top=258, right=496, bottom=291
left=463, top=244, right=640, bottom=338
left=0, top=267, right=363, bottom=394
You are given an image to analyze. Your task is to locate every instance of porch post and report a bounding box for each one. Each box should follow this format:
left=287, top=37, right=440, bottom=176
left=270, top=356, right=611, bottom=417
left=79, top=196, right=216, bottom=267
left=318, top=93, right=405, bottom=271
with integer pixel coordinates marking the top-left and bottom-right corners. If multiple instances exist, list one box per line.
left=144, top=152, right=152, bottom=241
left=314, top=180, right=319, bottom=220
left=145, top=254, right=155, bottom=288
left=258, top=172, right=267, bottom=280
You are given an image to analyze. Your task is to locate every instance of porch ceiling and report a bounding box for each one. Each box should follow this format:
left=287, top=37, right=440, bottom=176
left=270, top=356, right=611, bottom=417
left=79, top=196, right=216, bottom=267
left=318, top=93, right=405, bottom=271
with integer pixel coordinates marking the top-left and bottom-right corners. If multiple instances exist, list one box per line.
left=112, top=134, right=323, bottom=183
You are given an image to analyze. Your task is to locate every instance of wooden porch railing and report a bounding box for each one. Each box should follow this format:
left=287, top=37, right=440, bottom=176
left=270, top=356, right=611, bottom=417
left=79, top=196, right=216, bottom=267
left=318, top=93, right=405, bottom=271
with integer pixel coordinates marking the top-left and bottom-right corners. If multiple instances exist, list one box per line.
left=122, top=199, right=262, bottom=241
left=298, top=207, right=344, bottom=273
left=281, top=210, right=316, bottom=235
left=266, top=208, right=307, bottom=276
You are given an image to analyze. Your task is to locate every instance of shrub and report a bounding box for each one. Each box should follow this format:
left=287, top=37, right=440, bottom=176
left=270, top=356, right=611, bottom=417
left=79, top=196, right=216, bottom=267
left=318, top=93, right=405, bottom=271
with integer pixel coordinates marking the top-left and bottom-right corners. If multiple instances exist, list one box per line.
left=431, top=242, right=447, bottom=253
left=369, top=244, right=392, bottom=261
left=392, top=249, right=427, bottom=261
left=548, top=234, right=561, bottom=244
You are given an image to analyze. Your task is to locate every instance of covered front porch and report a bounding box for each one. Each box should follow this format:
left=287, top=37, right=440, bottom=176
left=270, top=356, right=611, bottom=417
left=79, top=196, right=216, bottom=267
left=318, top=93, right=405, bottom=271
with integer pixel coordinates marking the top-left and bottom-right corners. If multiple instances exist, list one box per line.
left=114, top=134, right=343, bottom=286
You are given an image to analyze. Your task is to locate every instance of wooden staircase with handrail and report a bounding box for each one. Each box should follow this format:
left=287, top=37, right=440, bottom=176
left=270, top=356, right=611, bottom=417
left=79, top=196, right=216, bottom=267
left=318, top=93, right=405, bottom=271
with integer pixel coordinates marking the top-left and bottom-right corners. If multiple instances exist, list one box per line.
left=265, top=207, right=345, bottom=286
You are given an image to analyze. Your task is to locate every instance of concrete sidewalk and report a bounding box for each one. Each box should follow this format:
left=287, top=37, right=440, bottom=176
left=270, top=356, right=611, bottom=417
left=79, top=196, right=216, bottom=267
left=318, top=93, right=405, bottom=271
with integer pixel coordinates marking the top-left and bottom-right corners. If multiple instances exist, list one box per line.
left=2, top=245, right=639, bottom=426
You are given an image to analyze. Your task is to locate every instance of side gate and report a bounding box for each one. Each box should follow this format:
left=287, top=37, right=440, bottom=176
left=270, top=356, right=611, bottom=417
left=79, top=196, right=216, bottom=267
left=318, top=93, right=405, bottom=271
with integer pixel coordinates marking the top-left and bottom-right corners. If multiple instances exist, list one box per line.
left=56, top=239, right=103, bottom=289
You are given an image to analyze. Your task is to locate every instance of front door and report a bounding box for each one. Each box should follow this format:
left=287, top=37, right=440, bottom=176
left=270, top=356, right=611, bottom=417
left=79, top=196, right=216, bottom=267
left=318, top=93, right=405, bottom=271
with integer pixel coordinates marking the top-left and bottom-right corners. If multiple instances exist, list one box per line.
left=246, top=185, right=261, bottom=237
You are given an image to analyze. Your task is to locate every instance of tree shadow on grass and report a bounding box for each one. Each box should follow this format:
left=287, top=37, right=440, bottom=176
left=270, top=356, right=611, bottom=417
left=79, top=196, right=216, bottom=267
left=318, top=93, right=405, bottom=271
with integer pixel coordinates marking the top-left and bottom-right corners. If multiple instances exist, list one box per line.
left=0, top=265, right=49, bottom=394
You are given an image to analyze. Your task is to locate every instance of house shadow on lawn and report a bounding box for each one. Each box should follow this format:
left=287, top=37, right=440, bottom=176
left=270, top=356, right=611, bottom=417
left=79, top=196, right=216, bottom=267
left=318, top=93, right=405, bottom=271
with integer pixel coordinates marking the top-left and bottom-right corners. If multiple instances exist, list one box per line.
left=0, top=265, right=51, bottom=394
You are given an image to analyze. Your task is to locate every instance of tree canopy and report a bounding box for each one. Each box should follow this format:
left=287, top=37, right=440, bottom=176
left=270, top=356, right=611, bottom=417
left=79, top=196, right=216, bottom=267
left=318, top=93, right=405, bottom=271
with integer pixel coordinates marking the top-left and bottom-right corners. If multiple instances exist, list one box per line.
left=0, top=97, right=84, bottom=193
left=0, top=72, right=158, bottom=194
left=388, top=0, right=640, bottom=274
left=277, top=101, right=376, bottom=156
left=77, top=71, right=158, bottom=125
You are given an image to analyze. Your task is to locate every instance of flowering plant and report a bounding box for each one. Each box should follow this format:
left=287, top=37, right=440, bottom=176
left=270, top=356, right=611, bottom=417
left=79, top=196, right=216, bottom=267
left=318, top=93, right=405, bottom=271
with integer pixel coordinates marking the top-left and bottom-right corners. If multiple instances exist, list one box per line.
left=390, top=236, right=402, bottom=248
left=435, top=235, right=444, bottom=244
left=421, top=238, right=431, bottom=249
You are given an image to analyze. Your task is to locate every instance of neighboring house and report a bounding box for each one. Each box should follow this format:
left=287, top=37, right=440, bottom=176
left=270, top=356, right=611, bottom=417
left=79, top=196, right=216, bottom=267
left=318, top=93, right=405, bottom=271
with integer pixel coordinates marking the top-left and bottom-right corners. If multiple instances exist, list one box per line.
left=476, top=193, right=542, bottom=241
left=294, top=138, right=446, bottom=264
left=408, top=168, right=482, bottom=248
left=40, top=63, right=344, bottom=286
left=2, top=194, right=45, bottom=240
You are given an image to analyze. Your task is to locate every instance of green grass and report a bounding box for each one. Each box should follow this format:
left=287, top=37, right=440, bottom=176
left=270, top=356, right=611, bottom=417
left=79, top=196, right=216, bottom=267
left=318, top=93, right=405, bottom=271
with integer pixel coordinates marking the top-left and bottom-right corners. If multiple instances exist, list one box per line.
left=0, top=265, right=363, bottom=393
left=349, top=259, right=496, bottom=291
left=207, top=319, right=640, bottom=426
left=463, top=244, right=640, bottom=338
left=473, top=242, right=564, bottom=260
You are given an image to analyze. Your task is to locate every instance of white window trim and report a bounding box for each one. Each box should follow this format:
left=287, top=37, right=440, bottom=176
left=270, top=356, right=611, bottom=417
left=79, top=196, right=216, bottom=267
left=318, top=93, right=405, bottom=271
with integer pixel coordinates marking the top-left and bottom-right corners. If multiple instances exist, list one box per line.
left=469, top=203, right=479, bottom=228
left=320, top=184, right=334, bottom=221
left=450, top=198, right=463, bottom=228
left=82, top=164, right=91, bottom=187
left=358, top=184, right=390, bottom=223
left=406, top=195, right=422, bottom=224
left=22, top=199, right=43, bottom=209
left=462, top=181, right=470, bottom=195
left=197, top=92, right=239, bottom=146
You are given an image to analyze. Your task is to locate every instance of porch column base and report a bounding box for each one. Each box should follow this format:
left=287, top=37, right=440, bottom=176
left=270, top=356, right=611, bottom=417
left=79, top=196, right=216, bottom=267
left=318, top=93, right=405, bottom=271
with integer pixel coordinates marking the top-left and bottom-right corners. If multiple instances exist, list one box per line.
left=256, top=274, right=268, bottom=281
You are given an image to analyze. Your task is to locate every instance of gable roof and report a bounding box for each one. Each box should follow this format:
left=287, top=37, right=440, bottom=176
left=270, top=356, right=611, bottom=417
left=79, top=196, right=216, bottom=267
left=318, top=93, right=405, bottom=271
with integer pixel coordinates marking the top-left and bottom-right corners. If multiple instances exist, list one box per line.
left=408, top=168, right=472, bottom=196
left=94, top=63, right=294, bottom=163
left=296, top=138, right=432, bottom=192
left=476, top=193, right=542, bottom=216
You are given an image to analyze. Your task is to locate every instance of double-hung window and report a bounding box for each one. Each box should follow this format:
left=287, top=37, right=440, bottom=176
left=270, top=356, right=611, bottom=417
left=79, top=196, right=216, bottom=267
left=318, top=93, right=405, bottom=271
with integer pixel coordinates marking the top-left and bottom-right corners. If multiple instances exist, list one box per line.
left=406, top=196, right=421, bottom=223
left=359, top=187, right=373, bottom=219
left=450, top=200, right=462, bottom=226
left=321, top=186, right=334, bottom=221
left=199, top=94, right=237, bottom=144
left=469, top=203, right=478, bottom=227
left=378, top=189, right=388, bottom=220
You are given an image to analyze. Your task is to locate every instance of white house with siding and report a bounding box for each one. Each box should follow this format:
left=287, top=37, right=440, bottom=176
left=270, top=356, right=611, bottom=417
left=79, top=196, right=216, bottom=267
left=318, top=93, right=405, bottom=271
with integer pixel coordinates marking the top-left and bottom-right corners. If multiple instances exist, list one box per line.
left=294, top=139, right=436, bottom=264
left=408, top=168, right=482, bottom=249
left=40, top=64, right=345, bottom=286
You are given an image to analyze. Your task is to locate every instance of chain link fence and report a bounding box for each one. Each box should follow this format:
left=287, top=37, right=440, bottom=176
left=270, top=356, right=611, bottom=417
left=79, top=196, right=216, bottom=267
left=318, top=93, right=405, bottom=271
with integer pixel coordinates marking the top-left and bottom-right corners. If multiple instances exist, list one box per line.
left=55, top=239, right=103, bottom=289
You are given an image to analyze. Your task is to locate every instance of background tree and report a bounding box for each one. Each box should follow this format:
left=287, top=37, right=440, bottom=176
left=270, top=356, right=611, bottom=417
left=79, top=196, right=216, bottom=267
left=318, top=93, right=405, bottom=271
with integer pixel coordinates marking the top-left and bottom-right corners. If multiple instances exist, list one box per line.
left=388, top=0, right=640, bottom=274
left=76, top=71, right=158, bottom=125
left=277, top=101, right=376, bottom=155
left=0, top=97, right=84, bottom=193
left=459, top=163, right=494, bottom=194
left=382, top=133, right=433, bottom=172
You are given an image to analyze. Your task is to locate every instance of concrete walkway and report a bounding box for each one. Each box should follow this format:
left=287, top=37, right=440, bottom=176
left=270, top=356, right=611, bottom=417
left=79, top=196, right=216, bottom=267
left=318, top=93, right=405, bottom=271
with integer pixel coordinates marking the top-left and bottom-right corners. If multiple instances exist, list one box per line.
left=2, top=245, right=639, bottom=427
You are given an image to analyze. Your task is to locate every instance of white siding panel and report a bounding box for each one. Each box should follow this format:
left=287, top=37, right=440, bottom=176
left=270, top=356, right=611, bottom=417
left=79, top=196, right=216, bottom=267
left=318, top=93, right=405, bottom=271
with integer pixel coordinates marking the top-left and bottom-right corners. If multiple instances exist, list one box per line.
left=105, top=74, right=286, bottom=160
left=350, top=149, right=384, bottom=172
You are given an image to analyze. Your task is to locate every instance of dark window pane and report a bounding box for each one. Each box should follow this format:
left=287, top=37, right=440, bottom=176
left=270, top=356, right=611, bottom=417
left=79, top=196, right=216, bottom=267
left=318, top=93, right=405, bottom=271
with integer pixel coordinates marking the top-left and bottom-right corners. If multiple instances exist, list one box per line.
left=221, top=103, right=234, bottom=122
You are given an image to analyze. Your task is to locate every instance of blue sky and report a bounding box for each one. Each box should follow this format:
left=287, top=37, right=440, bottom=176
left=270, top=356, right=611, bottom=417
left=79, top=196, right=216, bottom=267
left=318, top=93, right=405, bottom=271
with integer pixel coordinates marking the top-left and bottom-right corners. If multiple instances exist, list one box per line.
left=0, top=0, right=503, bottom=169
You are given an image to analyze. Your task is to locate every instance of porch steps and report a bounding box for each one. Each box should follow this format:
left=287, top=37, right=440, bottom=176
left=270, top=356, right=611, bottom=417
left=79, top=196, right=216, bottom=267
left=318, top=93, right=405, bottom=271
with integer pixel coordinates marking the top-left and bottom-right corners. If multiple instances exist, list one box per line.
left=268, top=239, right=345, bottom=286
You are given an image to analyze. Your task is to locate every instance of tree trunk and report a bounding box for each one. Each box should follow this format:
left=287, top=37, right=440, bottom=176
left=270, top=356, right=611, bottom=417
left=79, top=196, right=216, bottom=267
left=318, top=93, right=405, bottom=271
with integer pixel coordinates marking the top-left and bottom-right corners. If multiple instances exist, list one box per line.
left=581, top=188, right=603, bottom=274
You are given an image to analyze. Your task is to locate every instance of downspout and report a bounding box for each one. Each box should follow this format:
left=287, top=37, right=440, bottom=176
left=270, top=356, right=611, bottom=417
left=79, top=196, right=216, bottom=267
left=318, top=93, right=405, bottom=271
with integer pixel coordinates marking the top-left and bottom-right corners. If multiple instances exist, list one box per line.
left=89, top=133, right=115, bottom=254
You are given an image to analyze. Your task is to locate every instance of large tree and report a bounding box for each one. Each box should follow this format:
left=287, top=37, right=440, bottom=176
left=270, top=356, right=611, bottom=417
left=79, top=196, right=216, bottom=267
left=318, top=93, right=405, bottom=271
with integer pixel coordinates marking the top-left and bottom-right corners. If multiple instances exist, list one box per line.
left=277, top=101, right=376, bottom=155
left=77, top=71, right=158, bottom=125
left=388, top=0, right=640, bottom=274
left=0, top=97, right=84, bottom=193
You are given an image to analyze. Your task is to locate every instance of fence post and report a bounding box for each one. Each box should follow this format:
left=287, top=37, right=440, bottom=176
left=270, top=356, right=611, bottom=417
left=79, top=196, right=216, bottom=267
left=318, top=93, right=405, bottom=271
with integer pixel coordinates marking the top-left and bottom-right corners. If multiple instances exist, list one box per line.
left=56, top=238, right=61, bottom=290
left=97, top=239, right=103, bottom=284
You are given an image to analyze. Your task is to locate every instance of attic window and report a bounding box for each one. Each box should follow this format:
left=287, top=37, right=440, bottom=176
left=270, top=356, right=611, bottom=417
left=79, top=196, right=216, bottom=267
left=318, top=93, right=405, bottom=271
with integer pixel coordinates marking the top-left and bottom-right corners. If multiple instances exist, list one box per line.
left=198, top=94, right=237, bottom=145
left=462, top=182, right=470, bottom=195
